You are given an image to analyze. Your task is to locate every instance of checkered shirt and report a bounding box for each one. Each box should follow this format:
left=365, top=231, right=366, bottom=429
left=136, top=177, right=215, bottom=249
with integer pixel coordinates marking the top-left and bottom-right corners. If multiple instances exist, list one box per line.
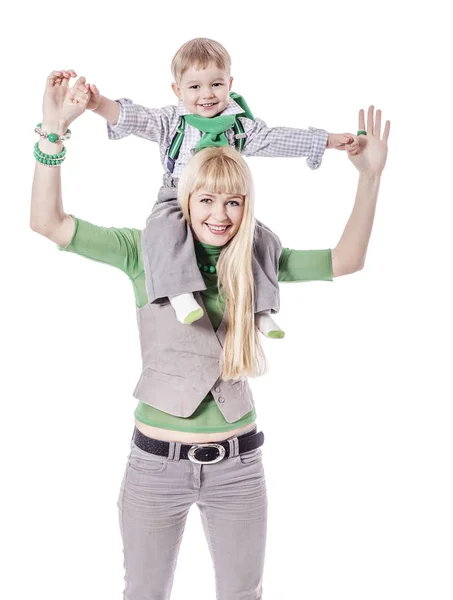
left=107, top=96, right=329, bottom=185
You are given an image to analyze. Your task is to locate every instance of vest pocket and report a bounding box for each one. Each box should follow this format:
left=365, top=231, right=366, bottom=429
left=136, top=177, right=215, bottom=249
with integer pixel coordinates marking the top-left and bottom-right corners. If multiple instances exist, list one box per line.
left=229, top=378, right=245, bottom=395
left=143, top=367, right=187, bottom=389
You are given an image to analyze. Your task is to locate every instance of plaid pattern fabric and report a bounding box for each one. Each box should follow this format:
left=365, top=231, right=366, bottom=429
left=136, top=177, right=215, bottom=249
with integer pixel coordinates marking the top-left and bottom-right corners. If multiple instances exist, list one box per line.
left=107, top=97, right=328, bottom=183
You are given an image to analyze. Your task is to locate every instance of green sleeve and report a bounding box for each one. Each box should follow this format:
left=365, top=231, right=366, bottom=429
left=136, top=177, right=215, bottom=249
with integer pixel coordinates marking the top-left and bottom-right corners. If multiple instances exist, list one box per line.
left=59, top=216, right=143, bottom=280
left=278, top=248, right=333, bottom=282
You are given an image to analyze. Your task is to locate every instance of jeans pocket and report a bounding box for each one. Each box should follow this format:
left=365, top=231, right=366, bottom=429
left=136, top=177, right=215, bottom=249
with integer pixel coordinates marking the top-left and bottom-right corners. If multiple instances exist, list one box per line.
left=128, top=443, right=168, bottom=475
left=238, top=448, right=262, bottom=466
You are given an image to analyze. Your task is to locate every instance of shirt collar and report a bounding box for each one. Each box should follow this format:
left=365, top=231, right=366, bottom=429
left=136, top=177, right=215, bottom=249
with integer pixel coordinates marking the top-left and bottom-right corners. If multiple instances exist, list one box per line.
left=177, top=97, right=244, bottom=117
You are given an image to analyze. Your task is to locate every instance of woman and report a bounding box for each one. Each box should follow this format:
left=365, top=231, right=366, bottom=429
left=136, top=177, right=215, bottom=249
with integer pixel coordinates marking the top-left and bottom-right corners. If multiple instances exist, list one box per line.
left=31, top=71, right=390, bottom=600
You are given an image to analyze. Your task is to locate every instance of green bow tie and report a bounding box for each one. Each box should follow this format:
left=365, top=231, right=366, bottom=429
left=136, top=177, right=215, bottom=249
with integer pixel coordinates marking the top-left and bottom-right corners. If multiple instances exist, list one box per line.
left=184, top=114, right=236, bottom=151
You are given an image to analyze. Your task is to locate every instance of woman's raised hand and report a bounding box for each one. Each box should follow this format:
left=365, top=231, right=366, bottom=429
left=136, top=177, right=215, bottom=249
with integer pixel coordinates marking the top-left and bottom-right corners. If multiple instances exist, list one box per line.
left=348, top=106, right=390, bottom=176
left=42, top=70, right=91, bottom=126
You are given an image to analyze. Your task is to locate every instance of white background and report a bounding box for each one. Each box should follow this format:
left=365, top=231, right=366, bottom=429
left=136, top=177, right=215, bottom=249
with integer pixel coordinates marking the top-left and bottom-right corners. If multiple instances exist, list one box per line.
left=2, top=1, right=452, bottom=599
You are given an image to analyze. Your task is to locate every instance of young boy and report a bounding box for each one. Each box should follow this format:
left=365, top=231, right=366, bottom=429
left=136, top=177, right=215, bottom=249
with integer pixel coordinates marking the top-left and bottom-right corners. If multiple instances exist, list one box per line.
left=87, top=38, right=358, bottom=337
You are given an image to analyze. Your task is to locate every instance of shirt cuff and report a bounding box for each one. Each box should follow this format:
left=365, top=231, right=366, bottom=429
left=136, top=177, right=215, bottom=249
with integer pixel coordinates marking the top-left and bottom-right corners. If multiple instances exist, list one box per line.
left=306, top=127, right=329, bottom=170
left=106, top=98, right=134, bottom=140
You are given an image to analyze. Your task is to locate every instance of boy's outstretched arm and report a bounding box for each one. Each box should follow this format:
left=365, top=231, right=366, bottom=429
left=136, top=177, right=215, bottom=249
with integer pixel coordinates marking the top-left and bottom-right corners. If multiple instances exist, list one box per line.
left=88, top=84, right=120, bottom=125
left=85, top=83, right=175, bottom=143
left=242, top=118, right=358, bottom=169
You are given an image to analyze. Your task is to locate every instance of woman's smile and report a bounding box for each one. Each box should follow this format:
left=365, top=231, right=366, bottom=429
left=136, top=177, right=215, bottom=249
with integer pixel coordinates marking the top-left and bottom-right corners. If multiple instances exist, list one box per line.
left=205, top=223, right=231, bottom=235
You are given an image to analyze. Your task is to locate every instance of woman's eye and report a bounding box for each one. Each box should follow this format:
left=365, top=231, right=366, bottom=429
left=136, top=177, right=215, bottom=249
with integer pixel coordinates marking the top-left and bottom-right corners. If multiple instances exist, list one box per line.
left=227, top=200, right=240, bottom=206
left=200, top=198, right=212, bottom=203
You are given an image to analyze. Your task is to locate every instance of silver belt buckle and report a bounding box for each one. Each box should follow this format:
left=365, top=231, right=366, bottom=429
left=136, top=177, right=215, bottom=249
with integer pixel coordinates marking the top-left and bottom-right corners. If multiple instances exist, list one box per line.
left=188, top=443, right=226, bottom=464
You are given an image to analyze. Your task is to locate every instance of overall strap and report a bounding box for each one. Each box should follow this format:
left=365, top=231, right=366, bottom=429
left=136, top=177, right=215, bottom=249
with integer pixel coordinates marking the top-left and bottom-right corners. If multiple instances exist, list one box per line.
left=233, top=118, right=246, bottom=152
left=166, top=116, right=186, bottom=173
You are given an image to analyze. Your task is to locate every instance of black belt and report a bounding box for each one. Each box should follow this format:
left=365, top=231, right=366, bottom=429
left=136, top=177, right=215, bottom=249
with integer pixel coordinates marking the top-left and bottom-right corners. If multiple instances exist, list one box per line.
left=133, top=426, right=264, bottom=465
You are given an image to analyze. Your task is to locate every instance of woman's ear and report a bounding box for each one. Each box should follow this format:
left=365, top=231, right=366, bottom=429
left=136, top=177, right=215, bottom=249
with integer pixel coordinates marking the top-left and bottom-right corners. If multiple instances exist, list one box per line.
left=171, top=82, right=182, bottom=100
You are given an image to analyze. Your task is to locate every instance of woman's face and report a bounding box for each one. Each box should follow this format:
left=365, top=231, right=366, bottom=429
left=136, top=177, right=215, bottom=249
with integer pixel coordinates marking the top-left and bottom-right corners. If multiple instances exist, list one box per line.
left=189, top=189, right=245, bottom=246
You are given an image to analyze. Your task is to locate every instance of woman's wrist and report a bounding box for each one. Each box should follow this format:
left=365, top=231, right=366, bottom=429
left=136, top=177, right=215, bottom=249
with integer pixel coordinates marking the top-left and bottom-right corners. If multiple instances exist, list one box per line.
left=359, top=170, right=382, bottom=182
left=37, top=120, right=69, bottom=155
left=41, top=119, right=71, bottom=136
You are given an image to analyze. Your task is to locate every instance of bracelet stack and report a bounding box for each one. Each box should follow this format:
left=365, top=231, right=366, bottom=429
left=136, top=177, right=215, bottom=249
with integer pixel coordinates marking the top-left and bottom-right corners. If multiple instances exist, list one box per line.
left=34, top=122, right=71, bottom=167
left=34, top=141, right=67, bottom=167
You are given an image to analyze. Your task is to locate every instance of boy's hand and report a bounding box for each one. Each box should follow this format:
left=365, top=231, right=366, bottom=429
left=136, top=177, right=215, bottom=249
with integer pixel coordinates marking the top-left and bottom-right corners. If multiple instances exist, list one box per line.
left=327, top=133, right=359, bottom=154
left=86, top=83, right=102, bottom=111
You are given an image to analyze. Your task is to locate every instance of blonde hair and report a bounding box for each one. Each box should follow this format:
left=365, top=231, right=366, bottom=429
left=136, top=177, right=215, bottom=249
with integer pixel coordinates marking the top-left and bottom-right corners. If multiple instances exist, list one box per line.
left=171, top=38, right=231, bottom=83
left=178, top=147, right=266, bottom=381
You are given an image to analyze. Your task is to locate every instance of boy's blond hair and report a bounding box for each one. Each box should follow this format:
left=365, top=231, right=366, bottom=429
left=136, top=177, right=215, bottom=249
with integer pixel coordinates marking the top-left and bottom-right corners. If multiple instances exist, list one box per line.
left=178, top=146, right=266, bottom=381
left=171, top=38, right=231, bottom=83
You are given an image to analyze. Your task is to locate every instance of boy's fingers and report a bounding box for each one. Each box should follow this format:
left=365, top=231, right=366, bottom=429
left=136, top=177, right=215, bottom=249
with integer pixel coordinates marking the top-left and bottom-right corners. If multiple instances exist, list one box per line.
left=88, top=83, right=100, bottom=96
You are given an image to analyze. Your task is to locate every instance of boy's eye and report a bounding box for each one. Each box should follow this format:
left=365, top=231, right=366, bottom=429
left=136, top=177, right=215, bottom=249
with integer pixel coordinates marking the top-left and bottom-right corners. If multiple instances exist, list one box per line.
left=213, top=83, right=223, bottom=87
left=189, top=85, right=200, bottom=89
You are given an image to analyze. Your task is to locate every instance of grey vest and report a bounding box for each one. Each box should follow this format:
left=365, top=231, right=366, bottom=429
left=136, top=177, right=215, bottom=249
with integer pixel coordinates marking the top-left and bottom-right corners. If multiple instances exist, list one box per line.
left=133, top=294, right=254, bottom=423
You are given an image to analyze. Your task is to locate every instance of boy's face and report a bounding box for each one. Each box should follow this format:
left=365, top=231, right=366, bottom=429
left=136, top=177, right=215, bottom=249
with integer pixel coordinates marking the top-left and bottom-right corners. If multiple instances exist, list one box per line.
left=172, top=63, right=233, bottom=117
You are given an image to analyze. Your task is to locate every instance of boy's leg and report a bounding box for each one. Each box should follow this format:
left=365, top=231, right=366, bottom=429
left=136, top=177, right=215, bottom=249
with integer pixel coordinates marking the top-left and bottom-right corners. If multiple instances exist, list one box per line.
left=197, top=448, right=267, bottom=600
left=169, top=293, right=204, bottom=324
left=253, top=221, right=285, bottom=338
left=118, top=440, right=197, bottom=600
left=255, top=310, right=285, bottom=338
left=142, top=186, right=206, bottom=305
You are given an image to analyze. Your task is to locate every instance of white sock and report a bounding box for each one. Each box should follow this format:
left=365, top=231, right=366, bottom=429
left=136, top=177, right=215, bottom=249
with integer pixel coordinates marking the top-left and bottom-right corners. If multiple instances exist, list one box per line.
left=169, top=293, right=204, bottom=324
left=255, top=311, right=285, bottom=339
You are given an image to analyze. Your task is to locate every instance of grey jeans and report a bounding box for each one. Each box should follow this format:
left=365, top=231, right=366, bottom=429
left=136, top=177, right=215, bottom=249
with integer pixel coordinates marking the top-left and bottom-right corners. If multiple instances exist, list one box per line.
left=118, top=435, right=267, bottom=600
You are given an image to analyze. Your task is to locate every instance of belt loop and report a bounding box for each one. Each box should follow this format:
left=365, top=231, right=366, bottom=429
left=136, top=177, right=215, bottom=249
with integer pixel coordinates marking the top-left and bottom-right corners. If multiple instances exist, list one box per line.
left=168, top=441, right=182, bottom=461
left=228, top=436, right=240, bottom=457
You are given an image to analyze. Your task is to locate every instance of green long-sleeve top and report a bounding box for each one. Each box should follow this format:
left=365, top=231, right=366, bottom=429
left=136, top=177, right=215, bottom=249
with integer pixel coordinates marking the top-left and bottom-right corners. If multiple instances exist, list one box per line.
left=59, top=217, right=333, bottom=433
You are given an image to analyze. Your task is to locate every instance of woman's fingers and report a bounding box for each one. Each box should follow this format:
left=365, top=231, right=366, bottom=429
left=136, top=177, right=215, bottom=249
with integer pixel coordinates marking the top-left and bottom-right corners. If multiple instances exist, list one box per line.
left=383, top=120, right=391, bottom=142
left=47, top=70, right=77, bottom=87
left=375, top=109, right=382, bottom=138
left=367, top=105, right=375, bottom=136
left=47, top=71, right=63, bottom=87
left=358, top=109, right=365, bottom=132
left=60, top=71, right=77, bottom=88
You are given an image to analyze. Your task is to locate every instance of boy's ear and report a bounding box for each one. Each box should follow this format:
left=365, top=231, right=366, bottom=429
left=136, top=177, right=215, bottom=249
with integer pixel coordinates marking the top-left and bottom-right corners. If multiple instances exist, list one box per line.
left=228, top=76, right=233, bottom=91
left=171, top=82, right=182, bottom=100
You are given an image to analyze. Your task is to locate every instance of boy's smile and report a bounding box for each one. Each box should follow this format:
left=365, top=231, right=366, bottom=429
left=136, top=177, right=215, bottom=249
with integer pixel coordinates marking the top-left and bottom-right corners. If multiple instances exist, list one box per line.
left=172, top=63, right=233, bottom=117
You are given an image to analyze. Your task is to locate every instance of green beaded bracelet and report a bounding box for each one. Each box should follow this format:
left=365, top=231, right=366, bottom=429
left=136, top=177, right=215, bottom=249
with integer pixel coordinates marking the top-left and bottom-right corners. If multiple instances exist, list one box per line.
left=35, top=123, right=72, bottom=142
left=34, top=142, right=66, bottom=159
left=34, top=151, right=65, bottom=165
